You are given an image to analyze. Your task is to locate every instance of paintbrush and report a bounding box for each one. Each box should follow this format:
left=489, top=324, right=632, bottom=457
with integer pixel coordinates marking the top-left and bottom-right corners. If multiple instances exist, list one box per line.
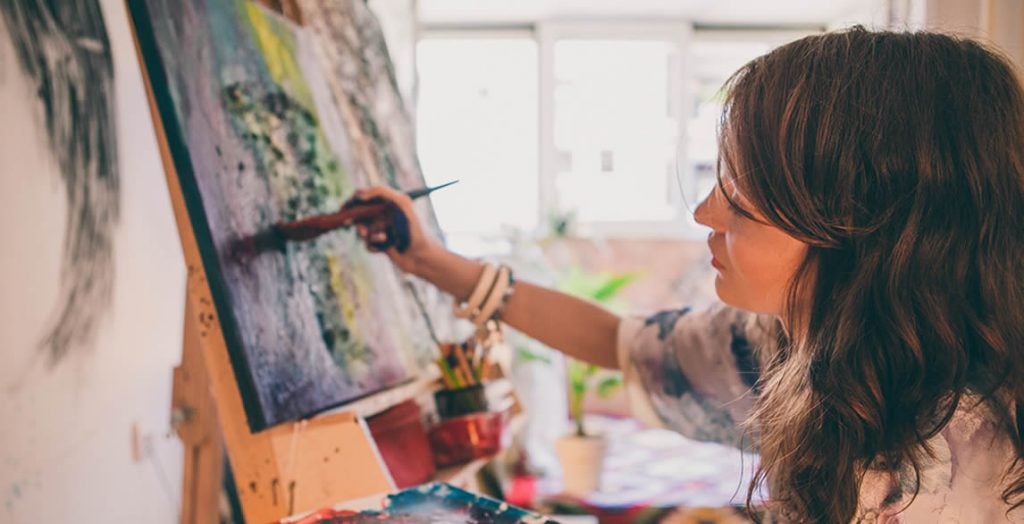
left=273, top=180, right=458, bottom=243
left=228, top=180, right=457, bottom=260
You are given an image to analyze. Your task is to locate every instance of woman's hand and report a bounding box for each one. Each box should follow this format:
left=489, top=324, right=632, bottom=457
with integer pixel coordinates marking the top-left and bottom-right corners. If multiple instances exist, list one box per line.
left=343, top=185, right=443, bottom=276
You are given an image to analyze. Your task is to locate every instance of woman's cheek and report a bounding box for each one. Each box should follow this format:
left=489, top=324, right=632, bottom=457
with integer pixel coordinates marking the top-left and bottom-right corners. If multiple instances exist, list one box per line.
left=726, top=235, right=758, bottom=279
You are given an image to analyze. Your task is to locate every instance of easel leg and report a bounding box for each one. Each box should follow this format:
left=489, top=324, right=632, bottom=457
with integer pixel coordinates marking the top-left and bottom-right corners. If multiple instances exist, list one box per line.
left=173, top=294, right=226, bottom=524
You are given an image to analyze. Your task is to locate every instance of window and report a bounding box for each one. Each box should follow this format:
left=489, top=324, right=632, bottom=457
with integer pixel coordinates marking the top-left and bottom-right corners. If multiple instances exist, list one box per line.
left=415, top=26, right=816, bottom=249
left=416, top=34, right=538, bottom=254
left=539, top=23, right=690, bottom=238
left=550, top=39, right=681, bottom=225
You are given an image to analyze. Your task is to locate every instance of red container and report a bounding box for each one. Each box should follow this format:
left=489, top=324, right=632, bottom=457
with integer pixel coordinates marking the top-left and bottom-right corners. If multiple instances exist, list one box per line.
left=366, top=399, right=436, bottom=487
left=427, top=410, right=506, bottom=467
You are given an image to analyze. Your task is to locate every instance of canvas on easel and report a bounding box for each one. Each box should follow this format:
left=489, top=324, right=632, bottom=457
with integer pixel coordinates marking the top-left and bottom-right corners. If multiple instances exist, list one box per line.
left=132, top=34, right=396, bottom=524
left=127, top=0, right=450, bottom=432
left=126, top=0, right=457, bottom=521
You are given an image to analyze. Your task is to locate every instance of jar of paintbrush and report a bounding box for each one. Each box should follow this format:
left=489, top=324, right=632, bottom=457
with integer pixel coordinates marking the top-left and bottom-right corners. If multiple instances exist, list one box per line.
left=433, top=340, right=490, bottom=417
left=428, top=339, right=504, bottom=467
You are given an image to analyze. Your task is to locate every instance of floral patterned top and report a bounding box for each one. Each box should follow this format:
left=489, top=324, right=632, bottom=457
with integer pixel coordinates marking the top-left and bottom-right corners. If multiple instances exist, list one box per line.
left=617, top=304, right=1023, bottom=523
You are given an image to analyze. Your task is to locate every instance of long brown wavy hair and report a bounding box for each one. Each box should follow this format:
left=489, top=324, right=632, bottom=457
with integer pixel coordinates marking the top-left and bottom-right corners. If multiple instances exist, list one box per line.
left=717, top=27, right=1024, bottom=522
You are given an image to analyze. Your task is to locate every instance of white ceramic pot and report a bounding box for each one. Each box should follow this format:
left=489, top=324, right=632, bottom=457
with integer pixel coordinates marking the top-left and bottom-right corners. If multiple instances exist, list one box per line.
left=555, top=433, right=607, bottom=497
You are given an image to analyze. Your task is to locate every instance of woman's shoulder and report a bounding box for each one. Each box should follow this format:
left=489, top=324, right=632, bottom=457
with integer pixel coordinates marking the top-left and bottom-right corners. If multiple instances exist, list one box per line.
left=616, top=304, right=770, bottom=449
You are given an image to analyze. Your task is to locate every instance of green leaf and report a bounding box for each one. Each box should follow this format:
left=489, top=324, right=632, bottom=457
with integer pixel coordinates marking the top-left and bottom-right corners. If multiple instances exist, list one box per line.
left=570, top=381, right=586, bottom=398
left=515, top=346, right=551, bottom=364
left=596, top=375, right=623, bottom=399
left=591, top=273, right=638, bottom=302
left=567, top=359, right=595, bottom=385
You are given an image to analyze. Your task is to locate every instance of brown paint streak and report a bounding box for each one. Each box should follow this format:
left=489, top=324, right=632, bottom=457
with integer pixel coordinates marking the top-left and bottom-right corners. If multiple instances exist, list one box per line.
left=288, top=480, right=297, bottom=516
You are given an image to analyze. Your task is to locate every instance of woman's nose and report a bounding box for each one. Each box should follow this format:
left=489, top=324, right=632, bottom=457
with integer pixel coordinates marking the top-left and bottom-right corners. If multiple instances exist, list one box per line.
left=693, top=188, right=720, bottom=230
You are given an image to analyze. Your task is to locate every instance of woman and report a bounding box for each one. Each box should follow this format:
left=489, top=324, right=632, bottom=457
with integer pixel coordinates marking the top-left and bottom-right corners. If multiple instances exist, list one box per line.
left=349, top=27, right=1024, bottom=522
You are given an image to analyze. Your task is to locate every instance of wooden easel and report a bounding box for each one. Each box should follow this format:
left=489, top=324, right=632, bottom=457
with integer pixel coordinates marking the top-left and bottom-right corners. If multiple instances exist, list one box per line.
left=171, top=298, right=225, bottom=524
left=131, top=21, right=402, bottom=524
left=169, top=283, right=400, bottom=524
left=130, top=2, right=522, bottom=521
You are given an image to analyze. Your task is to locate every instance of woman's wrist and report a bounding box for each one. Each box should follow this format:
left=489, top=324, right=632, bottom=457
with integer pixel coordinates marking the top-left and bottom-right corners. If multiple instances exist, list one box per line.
left=406, top=241, right=448, bottom=278
left=408, top=245, right=485, bottom=302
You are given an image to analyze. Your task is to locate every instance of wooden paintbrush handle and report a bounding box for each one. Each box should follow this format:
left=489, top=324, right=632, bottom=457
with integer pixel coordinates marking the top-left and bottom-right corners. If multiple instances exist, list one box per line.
left=273, top=182, right=457, bottom=243
left=276, top=201, right=390, bottom=241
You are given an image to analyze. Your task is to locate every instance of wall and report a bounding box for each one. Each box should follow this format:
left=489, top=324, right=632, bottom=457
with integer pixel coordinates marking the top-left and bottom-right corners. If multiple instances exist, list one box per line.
left=544, top=238, right=717, bottom=315
left=916, top=0, right=1024, bottom=67
left=0, top=0, right=430, bottom=520
left=0, top=0, right=186, bottom=521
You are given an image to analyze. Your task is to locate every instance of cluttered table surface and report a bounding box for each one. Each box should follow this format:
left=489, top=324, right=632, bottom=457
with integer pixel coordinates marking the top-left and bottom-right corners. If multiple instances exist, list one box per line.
left=534, top=416, right=765, bottom=524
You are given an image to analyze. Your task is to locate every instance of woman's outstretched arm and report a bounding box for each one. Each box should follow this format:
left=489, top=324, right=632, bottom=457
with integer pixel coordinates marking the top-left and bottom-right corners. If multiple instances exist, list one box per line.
left=349, top=185, right=622, bottom=370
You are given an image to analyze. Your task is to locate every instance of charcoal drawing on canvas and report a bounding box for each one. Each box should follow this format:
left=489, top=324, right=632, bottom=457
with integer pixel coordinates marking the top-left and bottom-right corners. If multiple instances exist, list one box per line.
left=1, top=0, right=120, bottom=367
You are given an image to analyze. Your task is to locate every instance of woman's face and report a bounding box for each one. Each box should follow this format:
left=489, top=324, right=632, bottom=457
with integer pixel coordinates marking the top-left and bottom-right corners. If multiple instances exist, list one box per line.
left=693, top=178, right=809, bottom=316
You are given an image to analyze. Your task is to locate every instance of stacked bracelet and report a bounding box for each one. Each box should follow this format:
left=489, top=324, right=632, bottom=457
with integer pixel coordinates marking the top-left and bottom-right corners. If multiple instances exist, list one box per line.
left=472, top=265, right=510, bottom=326
left=491, top=270, right=516, bottom=320
left=454, top=262, right=516, bottom=327
left=454, top=263, right=498, bottom=320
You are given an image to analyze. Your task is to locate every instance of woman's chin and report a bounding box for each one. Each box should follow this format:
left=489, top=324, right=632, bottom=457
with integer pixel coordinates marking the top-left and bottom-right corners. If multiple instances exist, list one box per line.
left=713, top=274, right=735, bottom=306
left=713, top=277, right=768, bottom=314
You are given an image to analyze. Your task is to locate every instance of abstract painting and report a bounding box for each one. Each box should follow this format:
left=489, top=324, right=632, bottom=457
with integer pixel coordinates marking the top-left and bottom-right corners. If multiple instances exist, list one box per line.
left=296, top=0, right=455, bottom=359
left=129, top=0, right=447, bottom=430
left=1, top=0, right=120, bottom=367
left=296, top=0, right=423, bottom=192
left=287, top=483, right=554, bottom=524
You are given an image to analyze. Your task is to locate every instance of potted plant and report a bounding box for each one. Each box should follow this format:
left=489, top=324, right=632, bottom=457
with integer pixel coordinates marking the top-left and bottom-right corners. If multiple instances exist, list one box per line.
left=553, top=269, right=635, bottom=497
left=498, top=218, right=638, bottom=496
left=555, top=359, right=623, bottom=496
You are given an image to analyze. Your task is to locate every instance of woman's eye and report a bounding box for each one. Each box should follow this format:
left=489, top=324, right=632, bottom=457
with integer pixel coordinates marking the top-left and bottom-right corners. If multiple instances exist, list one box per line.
left=725, top=204, right=751, bottom=224
left=718, top=190, right=745, bottom=216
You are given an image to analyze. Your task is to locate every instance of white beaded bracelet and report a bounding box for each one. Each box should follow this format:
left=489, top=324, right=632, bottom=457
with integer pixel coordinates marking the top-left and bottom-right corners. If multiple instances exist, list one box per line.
left=472, top=265, right=511, bottom=326
left=492, top=271, right=516, bottom=320
left=454, top=263, right=498, bottom=320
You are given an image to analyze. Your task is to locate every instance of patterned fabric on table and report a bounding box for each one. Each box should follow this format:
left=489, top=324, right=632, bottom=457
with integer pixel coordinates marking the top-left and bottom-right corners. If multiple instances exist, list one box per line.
left=617, top=304, right=1024, bottom=523
left=540, top=415, right=762, bottom=524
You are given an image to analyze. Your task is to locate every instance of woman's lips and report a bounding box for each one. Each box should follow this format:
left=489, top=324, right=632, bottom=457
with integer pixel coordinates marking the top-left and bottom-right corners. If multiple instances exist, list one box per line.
left=707, top=235, right=725, bottom=270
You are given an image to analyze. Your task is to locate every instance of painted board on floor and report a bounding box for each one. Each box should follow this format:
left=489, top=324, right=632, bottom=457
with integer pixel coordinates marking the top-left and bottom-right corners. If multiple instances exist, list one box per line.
left=285, top=483, right=556, bottom=524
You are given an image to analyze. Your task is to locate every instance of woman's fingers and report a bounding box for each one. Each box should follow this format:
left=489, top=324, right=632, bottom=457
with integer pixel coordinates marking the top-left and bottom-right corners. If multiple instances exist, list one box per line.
left=341, top=185, right=436, bottom=270
left=354, top=185, right=410, bottom=203
left=354, top=213, right=397, bottom=252
left=344, top=185, right=423, bottom=252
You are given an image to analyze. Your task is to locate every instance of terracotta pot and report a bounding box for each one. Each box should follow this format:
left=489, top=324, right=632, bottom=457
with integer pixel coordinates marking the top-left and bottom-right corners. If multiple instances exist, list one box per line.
left=555, top=433, right=607, bottom=497
left=366, top=399, right=435, bottom=488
